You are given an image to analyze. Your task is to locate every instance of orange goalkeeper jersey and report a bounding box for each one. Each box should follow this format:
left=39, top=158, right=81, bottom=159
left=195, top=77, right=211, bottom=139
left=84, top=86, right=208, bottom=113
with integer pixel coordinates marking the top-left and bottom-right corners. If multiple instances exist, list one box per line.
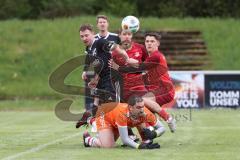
left=96, top=102, right=157, bottom=130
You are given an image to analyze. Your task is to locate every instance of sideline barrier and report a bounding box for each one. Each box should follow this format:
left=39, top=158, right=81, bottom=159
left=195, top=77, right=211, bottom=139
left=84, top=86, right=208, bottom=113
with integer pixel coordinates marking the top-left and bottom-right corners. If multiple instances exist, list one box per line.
left=166, top=71, right=240, bottom=108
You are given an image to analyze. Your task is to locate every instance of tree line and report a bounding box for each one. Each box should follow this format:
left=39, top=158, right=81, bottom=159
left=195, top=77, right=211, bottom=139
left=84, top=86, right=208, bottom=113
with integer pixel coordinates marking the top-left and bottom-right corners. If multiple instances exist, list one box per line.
left=0, top=0, right=239, bottom=20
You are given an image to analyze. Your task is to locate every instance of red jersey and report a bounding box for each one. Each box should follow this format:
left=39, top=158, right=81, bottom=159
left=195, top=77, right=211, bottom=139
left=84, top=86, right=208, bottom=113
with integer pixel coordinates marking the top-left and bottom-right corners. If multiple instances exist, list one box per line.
left=123, top=42, right=148, bottom=80
left=112, top=42, right=147, bottom=67
left=112, top=42, right=148, bottom=100
left=144, top=51, right=174, bottom=95
left=126, top=42, right=148, bottom=62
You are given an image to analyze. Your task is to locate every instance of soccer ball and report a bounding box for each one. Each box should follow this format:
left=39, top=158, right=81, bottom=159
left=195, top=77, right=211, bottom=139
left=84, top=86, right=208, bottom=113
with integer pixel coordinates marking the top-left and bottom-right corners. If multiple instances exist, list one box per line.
left=121, top=15, right=140, bottom=33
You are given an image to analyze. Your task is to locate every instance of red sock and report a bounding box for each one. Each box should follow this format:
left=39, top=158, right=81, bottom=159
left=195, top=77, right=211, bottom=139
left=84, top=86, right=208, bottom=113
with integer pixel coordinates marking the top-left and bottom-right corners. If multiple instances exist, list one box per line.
left=145, top=122, right=150, bottom=128
left=89, top=117, right=95, bottom=125
left=158, top=109, right=170, bottom=121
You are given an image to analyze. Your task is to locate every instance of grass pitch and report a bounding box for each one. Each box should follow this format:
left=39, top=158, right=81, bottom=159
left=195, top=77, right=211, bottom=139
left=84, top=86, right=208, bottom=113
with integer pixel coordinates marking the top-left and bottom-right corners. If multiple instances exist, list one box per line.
left=0, top=101, right=240, bottom=160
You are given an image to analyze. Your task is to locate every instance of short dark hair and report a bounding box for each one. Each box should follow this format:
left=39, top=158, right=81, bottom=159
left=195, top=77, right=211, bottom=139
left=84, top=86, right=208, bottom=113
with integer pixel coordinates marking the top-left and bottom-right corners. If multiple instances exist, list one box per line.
left=96, top=15, right=108, bottom=23
left=145, top=32, right=161, bottom=41
left=117, top=28, right=122, bottom=34
left=128, top=95, right=143, bottom=106
left=79, top=24, right=94, bottom=32
left=117, top=28, right=132, bottom=35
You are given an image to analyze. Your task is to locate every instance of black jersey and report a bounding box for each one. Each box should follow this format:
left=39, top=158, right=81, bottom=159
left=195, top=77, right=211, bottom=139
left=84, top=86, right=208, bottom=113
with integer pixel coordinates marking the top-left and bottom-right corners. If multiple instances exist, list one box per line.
left=95, top=32, right=120, bottom=44
left=96, top=32, right=121, bottom=77
left=83, top=38, right=114, bottom=78
left=84, top=32, right=120, bottom=76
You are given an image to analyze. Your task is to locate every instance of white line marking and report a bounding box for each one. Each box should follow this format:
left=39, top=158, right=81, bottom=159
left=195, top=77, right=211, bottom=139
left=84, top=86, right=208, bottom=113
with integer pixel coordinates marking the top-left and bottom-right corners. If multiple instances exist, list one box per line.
left=2, top=132, right=82, bottom=160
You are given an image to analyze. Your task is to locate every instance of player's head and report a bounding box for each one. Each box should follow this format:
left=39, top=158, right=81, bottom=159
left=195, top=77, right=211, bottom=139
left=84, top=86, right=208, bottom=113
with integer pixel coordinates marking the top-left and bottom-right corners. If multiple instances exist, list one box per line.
left=96, top=15, right=109, bottom=32
left=128, top=95, right=145, bottom=117
left=144, top=32, right=161, bottom=54
left=118, top=29, right=133, bottom=50
left=79, top=24, right=95, bottom=47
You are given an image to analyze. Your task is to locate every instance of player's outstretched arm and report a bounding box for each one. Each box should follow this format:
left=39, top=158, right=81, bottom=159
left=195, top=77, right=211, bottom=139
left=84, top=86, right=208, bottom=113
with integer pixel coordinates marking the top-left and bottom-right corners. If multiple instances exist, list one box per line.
left=142, top=120, right=166, bottom=140
left=118, top=126, right=160, bottom=149
left=118, top=126, right=140, bottom=149
left=108, top=59, right=141, bottom=73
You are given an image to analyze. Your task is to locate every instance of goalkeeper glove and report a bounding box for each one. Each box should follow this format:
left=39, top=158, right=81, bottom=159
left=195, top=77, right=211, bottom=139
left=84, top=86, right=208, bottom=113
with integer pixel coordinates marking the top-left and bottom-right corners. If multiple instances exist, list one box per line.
left=138, top=142, right=160, bottom=149
left=142, top=128, right=157, bottom=140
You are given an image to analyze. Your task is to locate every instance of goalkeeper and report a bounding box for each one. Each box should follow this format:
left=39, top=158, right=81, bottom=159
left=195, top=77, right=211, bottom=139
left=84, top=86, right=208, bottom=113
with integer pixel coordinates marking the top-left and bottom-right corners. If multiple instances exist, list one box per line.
left=82, top=95, right=165, bottom=149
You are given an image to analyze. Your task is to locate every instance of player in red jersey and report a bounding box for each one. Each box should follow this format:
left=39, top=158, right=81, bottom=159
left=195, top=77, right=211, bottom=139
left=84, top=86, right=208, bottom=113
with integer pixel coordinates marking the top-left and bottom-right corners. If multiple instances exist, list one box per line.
left=82, top=95, right=164, bottom=149
left=111, top=29, right=148, bottom=141
left=142, top=32, right=175, bottom=106
left=110, top=32, right=176, bottom=132
left=112, top=29, right=148, bottom=102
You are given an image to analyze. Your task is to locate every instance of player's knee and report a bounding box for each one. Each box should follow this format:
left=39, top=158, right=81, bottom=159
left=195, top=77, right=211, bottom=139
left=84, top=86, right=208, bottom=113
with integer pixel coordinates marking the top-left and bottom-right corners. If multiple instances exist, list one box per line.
left=101, top=142, right=115, bottom=148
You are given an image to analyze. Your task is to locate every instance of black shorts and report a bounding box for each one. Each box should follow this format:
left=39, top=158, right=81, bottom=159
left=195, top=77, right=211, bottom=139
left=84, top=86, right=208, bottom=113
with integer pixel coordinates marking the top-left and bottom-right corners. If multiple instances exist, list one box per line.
left=96, top=76, right=116, bottom=103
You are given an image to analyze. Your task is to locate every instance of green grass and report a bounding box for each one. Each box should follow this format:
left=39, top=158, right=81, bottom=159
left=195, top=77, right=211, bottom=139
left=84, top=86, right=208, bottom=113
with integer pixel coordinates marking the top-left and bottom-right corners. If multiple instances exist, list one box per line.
left=1, top=17, right=240, bottom=98
left=0, top=105, right=239, bottom=160
left=0, top=98, right=84, bottom=111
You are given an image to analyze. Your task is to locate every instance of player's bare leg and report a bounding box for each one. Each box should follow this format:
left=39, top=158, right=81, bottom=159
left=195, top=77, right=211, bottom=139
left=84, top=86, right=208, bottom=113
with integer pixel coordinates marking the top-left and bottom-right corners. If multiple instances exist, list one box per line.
left=83, top=129, right=116, bottom=148
left=142, top=92, right=176, bottom=132
left=142, top=92, right=167, bottom=118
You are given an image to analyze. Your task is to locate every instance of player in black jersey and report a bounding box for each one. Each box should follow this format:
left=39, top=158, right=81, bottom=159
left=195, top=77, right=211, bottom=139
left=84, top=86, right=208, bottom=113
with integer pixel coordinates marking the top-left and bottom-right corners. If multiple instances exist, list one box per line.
left=78, top=24, right=140, bottom=142
left=80, top=24, right=114, bottom=104
left=79, top=24, right=131, bottom=117
left=82, top=15, right=121, bottom=112
left=95, top=15, right=120, bottom=43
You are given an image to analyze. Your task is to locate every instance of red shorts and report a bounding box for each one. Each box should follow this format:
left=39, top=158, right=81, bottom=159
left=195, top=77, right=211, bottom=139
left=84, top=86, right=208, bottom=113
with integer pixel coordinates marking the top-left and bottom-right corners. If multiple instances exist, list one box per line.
left=123, top=85, right=148, bottom=101
left=155, top=90, right=175, bottom=106
left=146, top=84, right=175, bottom=106
left=122, top=74, right=147, bottom=101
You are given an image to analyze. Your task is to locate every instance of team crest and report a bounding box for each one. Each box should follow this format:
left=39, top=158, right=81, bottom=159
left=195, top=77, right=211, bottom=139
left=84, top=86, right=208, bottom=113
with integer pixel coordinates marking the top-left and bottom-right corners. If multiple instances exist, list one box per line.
left=134, top=52, right=140, bottom=57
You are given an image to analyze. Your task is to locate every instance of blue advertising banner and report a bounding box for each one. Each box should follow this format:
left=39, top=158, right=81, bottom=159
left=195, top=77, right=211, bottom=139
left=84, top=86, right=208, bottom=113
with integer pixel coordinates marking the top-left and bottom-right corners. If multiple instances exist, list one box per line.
left=204, top=74, right=240, bottom=108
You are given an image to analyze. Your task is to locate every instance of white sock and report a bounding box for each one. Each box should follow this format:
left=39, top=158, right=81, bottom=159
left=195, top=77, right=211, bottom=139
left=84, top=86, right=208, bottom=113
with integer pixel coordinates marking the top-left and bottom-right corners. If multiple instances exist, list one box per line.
left=85, top=136, right=98, bottom=147
left=155, top=121, right=166, bottom=136
left=91, top=121, right=97, bottom=133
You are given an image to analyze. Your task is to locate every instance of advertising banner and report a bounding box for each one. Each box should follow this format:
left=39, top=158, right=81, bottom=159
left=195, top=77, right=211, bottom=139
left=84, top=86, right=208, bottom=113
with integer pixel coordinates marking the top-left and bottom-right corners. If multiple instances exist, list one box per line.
left=168, top=71, right=204, bottom=108
left=205, top=74, right=240, bottom=108
left=166, top=71, right=240, bottom=108
left=82, top=71, right=240, bottom=108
